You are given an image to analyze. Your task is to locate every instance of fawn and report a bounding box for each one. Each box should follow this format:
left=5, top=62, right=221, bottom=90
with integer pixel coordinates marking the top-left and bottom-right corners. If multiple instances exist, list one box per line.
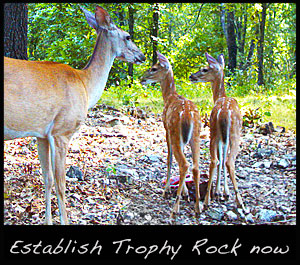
left=141, top=52, right=203, bottom=217
left=189, top=52, right=245, bottom=211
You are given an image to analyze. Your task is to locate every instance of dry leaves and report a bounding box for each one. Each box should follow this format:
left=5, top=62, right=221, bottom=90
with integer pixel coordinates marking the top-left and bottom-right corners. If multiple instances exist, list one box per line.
left=4, top=104, right=296, bottom=225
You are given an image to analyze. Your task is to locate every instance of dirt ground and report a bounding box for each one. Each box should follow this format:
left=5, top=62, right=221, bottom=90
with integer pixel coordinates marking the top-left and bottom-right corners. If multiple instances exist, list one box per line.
left=4, top=104, right=296, bottom=225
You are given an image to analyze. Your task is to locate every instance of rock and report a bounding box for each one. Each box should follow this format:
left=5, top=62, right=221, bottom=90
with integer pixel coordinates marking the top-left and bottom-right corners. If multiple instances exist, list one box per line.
left=141, top=155, right=161, bottom=163
left=144, top=214, right=152, bottom=221
left=116, top=166, right=139, bottom=179
left=245, top=213, right=254, bottom=223
left=207, top=208, right=224, bottom=221
left=225, top=210, right=238, bottom=221
left=256, top=209, right=285, bottom=222
left=263, top=161, right=272, bottom=169
left=277, top=159, right=290, bottom=168
left=274, top=125, right=285, bottom=133
left=284, top=153, right=296, bottom=161
left=125, top=212, right=135, bottom=220
left=259, top=122, right=274, bottom=135
left=253, top=161, right=264, bottom=168
left=252, top=148, right=274, bottom=159
left=66, top=166, right=84, bottom=181
left=236, top=208, right=245, bottom=219
left=106, top=118, right=121, bottom=127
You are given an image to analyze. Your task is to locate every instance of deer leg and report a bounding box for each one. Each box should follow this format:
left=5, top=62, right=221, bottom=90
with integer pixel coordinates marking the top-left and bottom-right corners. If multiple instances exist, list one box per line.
left=223, top=139, right=230, bottom=200
left=204, top=139, right=218, bottom=209
left=163, top=132, right=173, bottom=198
left=170, top=142, right=189, bottom=218
left=37, top=137, right=54, bottom=225
left=53, top=135, right=70, bottom=225
left=226, top=140, right=245, bottom=211
left=214, top=141, right=223, bottom=200
left=190, top=138, right=203, bottom=215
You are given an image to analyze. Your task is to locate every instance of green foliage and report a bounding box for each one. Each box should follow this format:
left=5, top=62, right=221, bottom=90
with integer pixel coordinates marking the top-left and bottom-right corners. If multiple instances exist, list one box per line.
left=27, top=3, right=295, bottom=129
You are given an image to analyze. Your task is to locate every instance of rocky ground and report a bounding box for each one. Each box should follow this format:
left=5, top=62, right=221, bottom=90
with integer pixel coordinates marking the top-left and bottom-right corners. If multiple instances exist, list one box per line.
left=4, top=104, right=296, bottom=225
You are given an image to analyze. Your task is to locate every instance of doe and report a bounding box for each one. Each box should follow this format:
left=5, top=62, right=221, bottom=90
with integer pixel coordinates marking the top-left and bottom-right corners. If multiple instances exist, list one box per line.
left=141, top=52, right=203, bottom=218
left=4, top=6, right=145, bottom=224
left=189, top=52, right=245, bottom=211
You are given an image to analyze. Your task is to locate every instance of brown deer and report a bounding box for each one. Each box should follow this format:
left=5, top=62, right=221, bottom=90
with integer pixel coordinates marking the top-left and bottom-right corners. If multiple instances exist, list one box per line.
left=4, top=6, right=145, bottom=224
left=189, top=52, right=245, bottom=211
left=141, top=52, right=203, bottom=218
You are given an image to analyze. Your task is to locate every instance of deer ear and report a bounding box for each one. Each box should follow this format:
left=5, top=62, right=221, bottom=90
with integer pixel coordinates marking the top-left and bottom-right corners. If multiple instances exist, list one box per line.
left=95, top=6, right=114, bottom=30
left=217, top=54, right=225, bottom=69
left=157, top=52, right=170, bottom=70
left=205, top=52, right=220, bottom=70
left=81, top=6, right=98, bottom=31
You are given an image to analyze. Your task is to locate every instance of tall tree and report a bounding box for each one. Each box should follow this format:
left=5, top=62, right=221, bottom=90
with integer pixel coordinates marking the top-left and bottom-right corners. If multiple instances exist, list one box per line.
left=4, top=3, right=28, bottom=60
left=257, top=3, right=267, bottom=86
left=151, top=3, right=159, bottom=65
left=128, top=5, right=134, bottom=80
left=226, top=10, right=237, bottom=74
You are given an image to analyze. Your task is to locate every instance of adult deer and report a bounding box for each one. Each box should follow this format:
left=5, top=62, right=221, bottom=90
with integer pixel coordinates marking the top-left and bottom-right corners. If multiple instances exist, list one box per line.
left=4, top=6, right=145, bottom=225
left=140, top=52, right=203, bottom=218
left=189, top=52, right=245, bottom=211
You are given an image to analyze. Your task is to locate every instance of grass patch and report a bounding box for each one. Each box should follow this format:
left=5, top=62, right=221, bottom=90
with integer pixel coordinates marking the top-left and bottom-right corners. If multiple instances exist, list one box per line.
left=100, top=84, right=296, bottom=132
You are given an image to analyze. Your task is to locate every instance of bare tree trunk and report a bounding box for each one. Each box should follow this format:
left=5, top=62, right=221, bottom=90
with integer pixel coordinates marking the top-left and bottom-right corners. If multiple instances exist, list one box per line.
left=128, top=5, right=134, bottom=81
left=4, top=3, right=28, bottom=60
left=220, top=3, right=228, bottom=43
left=226, top=10, right=237, bottom=74
left=257, top=3, right=267, bottom=86
left=152, top=3, right=159, bottom=65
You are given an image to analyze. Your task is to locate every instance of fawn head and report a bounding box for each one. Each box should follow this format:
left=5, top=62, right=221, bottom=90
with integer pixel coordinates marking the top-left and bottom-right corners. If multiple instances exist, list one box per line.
left=189, top=52, right=225, bottom=83
left=81, top=6, right=145, bottom=64
left=140, top=52, right=171, bottom=85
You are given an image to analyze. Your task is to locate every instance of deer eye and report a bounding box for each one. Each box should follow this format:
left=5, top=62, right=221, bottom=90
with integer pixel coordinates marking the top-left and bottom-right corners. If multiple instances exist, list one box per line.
left=125, top=35, right=131, bottom=41
left=202, top=68, right=208, bottom=73
left=151, top=68, right=158, bottom=72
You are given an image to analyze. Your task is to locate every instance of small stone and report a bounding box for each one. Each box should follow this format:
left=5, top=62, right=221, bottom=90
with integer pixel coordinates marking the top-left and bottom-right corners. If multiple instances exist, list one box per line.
left=245, top=213, right=254, bottom=223
left=277, top=159, right=290, bottom=168
left=207, top=208, right=224, bottom=221
left=256, top=209, right=285, bottom=222
left=125, top=212, right=135, bottom=220
left=66, top=166, right=84, bottom=181
left=253, top=161, right=264, bottom=168
left=236, top=208, right=245, bottom=219
left=263, top=161, right=272, bottom=169
left=225, top=210, right=238, bottom=221
left=144, top=214, right=152, bottom=221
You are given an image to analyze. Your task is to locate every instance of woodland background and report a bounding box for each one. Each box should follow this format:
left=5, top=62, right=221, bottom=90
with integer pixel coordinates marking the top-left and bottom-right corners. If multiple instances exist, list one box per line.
left=4, top=3, right=296, bottom=130
left=4, top=3, right=296, bottom=226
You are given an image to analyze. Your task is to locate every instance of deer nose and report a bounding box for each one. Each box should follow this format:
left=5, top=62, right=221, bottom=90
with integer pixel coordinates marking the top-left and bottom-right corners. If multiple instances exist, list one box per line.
left=189, top=74, right=196, bottom=81
left=138, top=53, right=146, bottom=63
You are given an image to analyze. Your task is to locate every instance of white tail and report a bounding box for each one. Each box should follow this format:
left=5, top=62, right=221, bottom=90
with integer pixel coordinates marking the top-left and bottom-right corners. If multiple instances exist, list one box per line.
left=141, top=52, right=203, bottom=218
left=189, top=52, right=245, bottom=211
left=4, top=6, right=145, bottom=225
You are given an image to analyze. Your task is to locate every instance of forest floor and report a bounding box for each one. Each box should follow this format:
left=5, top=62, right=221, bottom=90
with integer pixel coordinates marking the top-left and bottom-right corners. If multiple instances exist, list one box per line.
left=4, top=104, right=296, bottom=225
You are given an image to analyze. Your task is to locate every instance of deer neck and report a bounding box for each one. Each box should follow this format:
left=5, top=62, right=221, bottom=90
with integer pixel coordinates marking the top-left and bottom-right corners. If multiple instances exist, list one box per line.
left=211, top=71, right=226, bottom=103
left=160, top=69, right=176, bottom=103
left=82, top=29, right=115, bottom=110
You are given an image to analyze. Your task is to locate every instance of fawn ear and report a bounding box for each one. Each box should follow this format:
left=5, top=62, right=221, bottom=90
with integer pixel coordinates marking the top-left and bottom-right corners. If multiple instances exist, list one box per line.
left=81, top=6, right=98, bottom=31
left=95, top=6, right=115, bottom=30
left=157, top=52, right=170, bottom=70
left=217, top=54, right=225, bottom=69
left=205, top=52, right=219, bottom=70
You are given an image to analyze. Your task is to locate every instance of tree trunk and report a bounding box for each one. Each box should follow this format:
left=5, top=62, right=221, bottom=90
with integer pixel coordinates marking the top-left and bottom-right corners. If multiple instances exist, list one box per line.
left=220, top=3, right=228, bottom=43
left=128, top=5, right=134, bottom=81
left=152, top=3, right=159, bottom=65
left=257, top=3, right=267, bottom=86
left=4, top=3, right=28, bottom=60
left=226, top=11, right=237, bottom=74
